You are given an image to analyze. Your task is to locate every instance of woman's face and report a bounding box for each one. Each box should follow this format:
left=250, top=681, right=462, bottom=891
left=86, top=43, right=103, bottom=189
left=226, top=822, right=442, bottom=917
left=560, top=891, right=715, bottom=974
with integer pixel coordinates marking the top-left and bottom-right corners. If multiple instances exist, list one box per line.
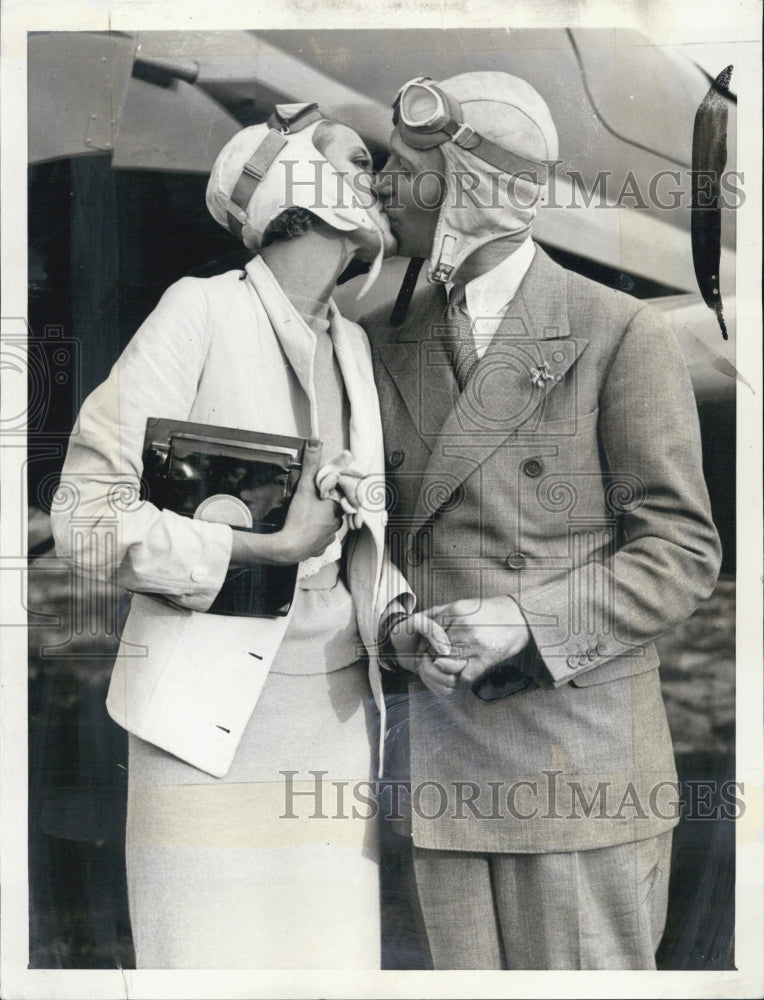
left=314, top=123, right=398, bottom=260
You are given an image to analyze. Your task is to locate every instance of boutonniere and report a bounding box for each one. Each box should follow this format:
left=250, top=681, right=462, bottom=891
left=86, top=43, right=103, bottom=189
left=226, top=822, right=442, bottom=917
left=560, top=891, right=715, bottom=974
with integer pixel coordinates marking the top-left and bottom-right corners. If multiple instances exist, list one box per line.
left=530, top=363, right=553, bottom=386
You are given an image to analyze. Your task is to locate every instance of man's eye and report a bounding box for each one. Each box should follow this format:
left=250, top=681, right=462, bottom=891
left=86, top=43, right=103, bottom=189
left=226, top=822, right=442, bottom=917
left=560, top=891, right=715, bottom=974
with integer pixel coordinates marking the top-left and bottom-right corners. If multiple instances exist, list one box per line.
left=354, top=157, right=372, bottom=169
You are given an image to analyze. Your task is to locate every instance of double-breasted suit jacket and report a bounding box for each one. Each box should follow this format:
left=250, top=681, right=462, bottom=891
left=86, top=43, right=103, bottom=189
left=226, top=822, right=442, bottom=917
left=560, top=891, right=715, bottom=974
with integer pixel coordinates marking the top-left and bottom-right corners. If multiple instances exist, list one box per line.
left=363, top=246, right=721, bottom=853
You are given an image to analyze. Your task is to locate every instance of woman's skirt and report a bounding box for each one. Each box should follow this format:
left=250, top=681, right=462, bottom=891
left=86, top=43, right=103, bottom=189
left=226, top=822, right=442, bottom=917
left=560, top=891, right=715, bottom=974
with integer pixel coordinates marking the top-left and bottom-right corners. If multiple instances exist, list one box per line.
left=125, top=659, right=380, bottom=969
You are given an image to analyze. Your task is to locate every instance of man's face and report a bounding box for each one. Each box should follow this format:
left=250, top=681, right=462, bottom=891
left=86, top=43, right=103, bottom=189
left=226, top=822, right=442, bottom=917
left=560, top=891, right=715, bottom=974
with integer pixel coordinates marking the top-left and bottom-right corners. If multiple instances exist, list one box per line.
left=374, top=129, right=445, bottom=259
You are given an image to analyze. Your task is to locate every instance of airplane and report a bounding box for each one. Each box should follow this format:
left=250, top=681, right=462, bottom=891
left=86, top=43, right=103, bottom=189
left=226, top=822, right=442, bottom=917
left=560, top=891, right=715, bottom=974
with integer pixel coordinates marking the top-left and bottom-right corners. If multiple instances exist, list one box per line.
left=27, top=27, right=737, bottom=564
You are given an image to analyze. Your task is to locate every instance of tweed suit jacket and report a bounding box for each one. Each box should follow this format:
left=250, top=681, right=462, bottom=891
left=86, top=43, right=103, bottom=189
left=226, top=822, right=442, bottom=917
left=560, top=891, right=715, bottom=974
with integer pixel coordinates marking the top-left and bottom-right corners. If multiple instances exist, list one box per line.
left=363, top=245, right=721, bottom=853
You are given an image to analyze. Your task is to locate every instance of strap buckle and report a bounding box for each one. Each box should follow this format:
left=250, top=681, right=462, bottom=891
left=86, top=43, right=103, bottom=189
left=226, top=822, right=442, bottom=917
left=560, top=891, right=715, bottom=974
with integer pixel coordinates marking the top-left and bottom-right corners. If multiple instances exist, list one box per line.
left=268, top=103, right=321, bottom=135
left=451, top=122, right=475, bottom=147
left=241, top=161, right=266, bottom=181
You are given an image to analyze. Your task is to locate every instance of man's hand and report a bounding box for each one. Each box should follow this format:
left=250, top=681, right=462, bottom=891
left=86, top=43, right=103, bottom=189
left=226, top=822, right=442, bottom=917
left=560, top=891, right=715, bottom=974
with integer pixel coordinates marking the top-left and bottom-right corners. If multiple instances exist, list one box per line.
left=389, top=612, right=459, bottom=697
left=424, top=595, right=531, bottom=687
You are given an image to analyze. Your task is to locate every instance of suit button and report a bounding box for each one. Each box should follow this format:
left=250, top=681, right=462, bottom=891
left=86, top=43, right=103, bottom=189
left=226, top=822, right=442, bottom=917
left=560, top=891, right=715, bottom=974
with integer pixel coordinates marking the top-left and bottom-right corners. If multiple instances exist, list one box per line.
left=577, top=652, right=589, bottom=666
left=567, top=654, right=578, bottom=669
left=388, top=450, right=404, bottom=468
left=522, top=458, right=543, bottom=478
left=595, top=641, right=607, bottom=656
left=587, top=648, right=598, bottom=660
left=506, top=551, right=526, bottom=570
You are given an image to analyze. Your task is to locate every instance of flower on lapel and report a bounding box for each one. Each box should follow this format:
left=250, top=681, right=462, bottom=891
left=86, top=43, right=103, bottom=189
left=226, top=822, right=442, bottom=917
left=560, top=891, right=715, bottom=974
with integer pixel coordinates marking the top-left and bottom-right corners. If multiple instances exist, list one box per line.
left=530, top=363, right=553, bottom=386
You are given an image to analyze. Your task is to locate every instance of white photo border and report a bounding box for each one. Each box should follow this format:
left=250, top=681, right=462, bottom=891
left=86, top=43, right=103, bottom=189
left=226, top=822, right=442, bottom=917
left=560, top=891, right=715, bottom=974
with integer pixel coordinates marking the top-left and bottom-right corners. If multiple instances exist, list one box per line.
left=1, top=1, right=762, bottom=998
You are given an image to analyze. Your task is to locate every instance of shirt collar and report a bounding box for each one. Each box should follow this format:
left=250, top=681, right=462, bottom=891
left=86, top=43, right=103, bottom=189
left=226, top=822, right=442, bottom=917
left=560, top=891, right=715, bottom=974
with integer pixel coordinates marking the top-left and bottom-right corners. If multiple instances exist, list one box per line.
left=448, top=235, right=536, bottom=320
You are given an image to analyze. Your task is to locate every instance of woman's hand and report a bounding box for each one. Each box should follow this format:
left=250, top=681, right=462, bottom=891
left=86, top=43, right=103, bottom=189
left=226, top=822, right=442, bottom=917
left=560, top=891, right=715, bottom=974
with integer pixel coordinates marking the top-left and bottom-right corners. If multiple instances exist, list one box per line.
left=229, top=440, right=341, bottom=568
left=315, top=450, right=367, bottom=529
left=275, top=440, right=343, bottom=563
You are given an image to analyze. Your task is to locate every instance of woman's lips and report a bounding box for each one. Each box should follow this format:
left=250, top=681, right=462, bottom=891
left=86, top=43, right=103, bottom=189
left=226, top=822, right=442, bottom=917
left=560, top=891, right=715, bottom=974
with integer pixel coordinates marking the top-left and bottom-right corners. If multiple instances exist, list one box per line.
left=380, top=207, right=402, bottom=234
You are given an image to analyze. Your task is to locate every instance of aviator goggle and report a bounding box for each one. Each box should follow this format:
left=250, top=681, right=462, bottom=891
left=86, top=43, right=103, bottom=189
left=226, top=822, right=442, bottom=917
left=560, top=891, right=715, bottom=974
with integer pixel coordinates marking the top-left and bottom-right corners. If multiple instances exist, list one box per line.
left=226, top=102, right=324, bottom=243
left=392, top=77, right=548, bottom=184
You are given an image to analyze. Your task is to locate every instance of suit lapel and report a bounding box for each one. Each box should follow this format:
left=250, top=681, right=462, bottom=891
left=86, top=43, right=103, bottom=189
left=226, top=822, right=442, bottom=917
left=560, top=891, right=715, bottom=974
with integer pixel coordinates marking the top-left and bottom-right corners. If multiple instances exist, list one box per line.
left=378, top=284, right=457, bottom=451
left=408, top=247, right=589, bottom=532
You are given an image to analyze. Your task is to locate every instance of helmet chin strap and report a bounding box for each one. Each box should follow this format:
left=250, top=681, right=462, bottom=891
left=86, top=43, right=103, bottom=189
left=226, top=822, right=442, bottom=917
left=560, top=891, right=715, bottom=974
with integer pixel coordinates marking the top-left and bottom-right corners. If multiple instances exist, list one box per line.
left=390, top=257, right=425, bottom=326
left=430, top=222, right=532, bottom=284
left=355, top=230, right=385, bottom=299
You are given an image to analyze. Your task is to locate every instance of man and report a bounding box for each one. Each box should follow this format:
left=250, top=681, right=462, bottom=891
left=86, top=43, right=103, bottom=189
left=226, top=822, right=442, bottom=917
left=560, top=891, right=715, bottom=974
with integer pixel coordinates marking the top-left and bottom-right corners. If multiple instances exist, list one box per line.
left=363, top=72, right=721, bottom=969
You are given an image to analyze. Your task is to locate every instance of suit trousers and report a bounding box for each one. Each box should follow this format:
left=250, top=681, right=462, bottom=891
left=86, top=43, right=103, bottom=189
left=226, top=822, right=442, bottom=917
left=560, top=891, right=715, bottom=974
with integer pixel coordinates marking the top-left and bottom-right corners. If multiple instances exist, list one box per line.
left=410, top=830, right=673, bottom=969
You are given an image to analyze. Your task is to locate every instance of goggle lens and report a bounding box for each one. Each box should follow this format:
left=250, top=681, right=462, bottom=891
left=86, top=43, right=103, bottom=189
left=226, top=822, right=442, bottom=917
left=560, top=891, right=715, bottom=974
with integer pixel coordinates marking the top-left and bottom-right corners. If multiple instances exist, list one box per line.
left=400, top=84, right=444, bottom=129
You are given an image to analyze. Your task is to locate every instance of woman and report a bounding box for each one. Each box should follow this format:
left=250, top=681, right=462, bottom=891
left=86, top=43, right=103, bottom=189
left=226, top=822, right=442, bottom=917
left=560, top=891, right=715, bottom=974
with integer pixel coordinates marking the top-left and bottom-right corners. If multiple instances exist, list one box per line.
left=51, top=104, right=414, bottom=969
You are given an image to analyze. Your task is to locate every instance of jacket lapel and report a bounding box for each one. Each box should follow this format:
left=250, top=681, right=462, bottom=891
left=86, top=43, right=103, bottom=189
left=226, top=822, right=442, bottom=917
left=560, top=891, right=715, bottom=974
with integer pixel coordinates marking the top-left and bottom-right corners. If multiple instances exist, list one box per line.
left=377, top=284, right=457, bottom=450
left=327, top=305, right=391, bottom=587
left=329, top=306, right=386, bottom=500
left=409, top=247, right=589, bottom=532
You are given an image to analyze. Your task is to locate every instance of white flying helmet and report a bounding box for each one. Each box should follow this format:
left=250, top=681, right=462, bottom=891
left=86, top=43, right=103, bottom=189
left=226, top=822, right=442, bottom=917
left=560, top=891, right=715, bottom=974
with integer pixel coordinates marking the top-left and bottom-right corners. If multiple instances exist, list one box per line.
left=393, top=72, right=559, bottom=284
left=206, top=103, right=386, bottom=296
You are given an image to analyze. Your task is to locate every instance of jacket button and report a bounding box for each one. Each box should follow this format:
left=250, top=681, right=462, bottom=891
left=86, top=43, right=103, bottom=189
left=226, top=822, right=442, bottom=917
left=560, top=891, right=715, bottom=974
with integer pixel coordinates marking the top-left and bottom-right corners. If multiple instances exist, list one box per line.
left=506, top=551, right=526, bottom=570
left=595, top=641, right=607, bottom=656
left=567, top=654, right=578, bottom=669
left=577, top=652, right=589, bottom=666
left=522, top=458, right=543, bottom=478
left=587, top=648, right=598, bottom=660
left=388, top=450, right=404, bottom=468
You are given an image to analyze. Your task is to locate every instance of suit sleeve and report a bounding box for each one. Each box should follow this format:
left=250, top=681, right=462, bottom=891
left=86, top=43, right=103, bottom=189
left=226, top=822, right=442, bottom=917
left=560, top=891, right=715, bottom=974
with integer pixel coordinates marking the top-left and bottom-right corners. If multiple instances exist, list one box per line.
left=524, top=303, right=722, bottom=684
left=50, top=277, right=233, bottom=612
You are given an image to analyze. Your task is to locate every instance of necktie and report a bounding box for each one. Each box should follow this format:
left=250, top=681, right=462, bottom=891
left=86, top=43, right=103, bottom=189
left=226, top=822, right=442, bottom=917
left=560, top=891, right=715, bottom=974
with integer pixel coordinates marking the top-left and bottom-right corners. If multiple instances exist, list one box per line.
left=441, top=284, right=479, bottom=390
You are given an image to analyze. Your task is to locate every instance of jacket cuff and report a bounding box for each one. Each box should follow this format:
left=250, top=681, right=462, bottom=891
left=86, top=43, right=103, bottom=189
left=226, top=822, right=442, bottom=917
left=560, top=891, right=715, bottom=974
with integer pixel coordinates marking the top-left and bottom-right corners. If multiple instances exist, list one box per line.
left=376, top=603, right=412, bottom=672
left=523, top=572, right=631, bottom=686
left=122, top=521, right=234, bottom=613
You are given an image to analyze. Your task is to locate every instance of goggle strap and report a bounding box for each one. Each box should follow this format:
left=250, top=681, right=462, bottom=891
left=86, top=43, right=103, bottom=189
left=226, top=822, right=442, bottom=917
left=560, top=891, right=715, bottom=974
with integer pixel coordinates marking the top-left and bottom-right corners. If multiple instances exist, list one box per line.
left=441, top=120, right=548, bottom=183
left=226, top=129, right=289, bottom=240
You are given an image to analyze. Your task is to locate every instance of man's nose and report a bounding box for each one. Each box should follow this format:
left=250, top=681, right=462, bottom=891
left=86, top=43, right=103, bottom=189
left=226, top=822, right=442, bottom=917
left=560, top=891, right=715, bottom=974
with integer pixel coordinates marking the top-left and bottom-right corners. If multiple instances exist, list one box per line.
left=373, top=162, right=394, bottom=202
